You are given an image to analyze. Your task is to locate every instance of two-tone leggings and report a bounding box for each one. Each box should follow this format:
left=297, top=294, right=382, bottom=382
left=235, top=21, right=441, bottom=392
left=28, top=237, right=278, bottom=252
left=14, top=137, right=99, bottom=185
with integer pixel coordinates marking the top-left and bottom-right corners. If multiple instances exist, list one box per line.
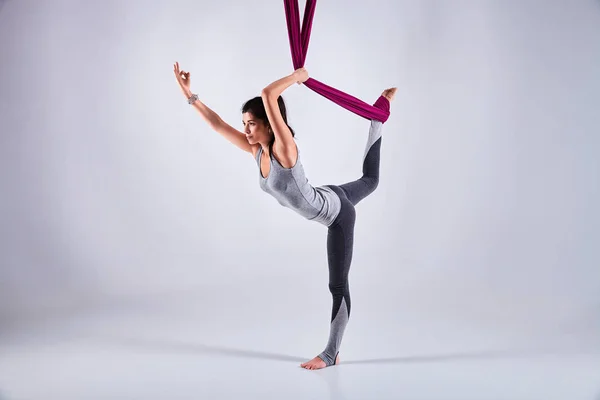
left=318, top=96, right=389, bottom=366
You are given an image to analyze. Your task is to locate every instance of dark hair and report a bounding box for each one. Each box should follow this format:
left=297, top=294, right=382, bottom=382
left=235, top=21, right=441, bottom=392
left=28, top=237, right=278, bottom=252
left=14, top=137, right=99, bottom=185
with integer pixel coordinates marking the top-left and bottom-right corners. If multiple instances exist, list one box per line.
left=241, top=95, right=296, bottom=155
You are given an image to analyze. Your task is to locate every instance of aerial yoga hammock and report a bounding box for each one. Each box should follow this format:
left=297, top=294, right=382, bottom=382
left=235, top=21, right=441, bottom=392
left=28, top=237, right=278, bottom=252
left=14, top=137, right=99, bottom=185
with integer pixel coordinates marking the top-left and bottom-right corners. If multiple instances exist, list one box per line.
left=278, top=0, right=394, bottom=369
left=283, top=0, right=391, bottom=123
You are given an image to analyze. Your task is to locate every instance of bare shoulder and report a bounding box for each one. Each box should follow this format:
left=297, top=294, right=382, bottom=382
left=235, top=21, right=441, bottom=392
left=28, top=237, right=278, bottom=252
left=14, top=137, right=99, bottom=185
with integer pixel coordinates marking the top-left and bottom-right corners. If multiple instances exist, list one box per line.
left=250, top=144, right=261, bottom=159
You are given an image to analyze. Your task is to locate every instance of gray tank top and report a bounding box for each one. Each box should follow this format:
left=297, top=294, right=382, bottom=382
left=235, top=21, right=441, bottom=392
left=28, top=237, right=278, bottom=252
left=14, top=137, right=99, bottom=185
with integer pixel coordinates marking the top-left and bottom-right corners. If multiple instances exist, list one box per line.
left=255, top=145, right=341, bottom=227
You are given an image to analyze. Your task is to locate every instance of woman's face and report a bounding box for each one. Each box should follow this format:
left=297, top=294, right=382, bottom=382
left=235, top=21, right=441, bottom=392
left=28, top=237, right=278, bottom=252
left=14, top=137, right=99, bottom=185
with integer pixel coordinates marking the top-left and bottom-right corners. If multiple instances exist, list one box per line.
left=242, top=112, right=271, bottom=145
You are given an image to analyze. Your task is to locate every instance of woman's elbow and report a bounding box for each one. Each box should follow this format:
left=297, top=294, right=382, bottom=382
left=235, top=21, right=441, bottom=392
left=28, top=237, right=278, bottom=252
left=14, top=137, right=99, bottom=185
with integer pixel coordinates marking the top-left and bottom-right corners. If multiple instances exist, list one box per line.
left=261, top=88, right=274, bottom=100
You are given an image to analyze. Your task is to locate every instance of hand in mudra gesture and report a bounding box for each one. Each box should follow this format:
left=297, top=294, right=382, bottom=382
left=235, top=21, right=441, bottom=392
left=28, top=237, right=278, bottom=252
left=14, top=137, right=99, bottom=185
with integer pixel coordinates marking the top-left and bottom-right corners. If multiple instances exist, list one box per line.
left=173, top=62, right=191, bottom=93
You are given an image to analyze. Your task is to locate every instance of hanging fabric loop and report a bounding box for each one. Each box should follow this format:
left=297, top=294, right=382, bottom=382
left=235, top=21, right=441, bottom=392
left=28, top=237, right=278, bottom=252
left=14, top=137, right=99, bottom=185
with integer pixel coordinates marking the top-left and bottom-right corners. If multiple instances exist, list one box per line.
left=283, top=0, right=390, bottom=123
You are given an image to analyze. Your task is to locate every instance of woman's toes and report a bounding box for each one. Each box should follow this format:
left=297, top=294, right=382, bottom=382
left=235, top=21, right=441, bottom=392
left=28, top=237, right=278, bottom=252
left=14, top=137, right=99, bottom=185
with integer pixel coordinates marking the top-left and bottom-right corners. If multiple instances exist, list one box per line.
left=383, top=87, right=397, bottom=101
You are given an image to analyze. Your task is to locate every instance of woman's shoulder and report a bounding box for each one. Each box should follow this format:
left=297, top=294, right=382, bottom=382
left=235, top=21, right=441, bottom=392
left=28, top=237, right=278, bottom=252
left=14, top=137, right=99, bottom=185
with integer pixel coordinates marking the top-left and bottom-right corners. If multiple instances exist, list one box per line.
left=250, top=144, right=262, bottom=160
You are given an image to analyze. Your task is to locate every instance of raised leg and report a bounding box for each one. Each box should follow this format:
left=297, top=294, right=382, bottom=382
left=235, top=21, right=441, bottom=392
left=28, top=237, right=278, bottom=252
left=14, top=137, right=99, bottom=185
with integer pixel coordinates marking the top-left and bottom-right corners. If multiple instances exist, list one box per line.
left=338, top=119, right=383, bottom=206
left=338, top=89, right=395, bottom=206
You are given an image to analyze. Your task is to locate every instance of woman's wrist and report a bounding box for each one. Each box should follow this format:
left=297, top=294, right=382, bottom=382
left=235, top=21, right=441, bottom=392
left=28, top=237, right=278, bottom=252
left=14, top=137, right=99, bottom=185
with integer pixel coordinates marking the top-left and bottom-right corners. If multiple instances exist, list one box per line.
left=182, top=87, right=193, bottom=98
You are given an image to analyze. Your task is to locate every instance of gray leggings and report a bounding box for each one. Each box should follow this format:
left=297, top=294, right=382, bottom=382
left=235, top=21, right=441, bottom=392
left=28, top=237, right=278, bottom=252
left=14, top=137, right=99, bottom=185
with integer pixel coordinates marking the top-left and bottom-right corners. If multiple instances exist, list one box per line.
left=318, top=119, right=383, bottom=366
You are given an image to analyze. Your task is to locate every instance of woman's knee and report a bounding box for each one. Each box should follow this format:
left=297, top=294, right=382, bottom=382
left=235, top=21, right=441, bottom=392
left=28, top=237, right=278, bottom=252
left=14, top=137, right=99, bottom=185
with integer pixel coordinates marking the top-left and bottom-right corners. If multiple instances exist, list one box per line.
left=362, top=176, right=379, bottom=194
left=370, top=176, right=379, bottom=191
left=328, top=281, right=350, bottom=296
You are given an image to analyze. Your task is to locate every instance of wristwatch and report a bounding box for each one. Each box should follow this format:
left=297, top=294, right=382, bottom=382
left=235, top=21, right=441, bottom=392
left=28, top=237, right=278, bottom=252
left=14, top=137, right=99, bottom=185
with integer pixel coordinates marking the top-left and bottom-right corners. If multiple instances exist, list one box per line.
left=187, top=93, right=199, bottom=104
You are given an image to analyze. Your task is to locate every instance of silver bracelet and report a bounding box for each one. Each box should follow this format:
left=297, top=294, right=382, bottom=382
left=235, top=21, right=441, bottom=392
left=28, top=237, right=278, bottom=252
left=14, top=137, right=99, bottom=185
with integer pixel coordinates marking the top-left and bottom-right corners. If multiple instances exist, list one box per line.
left=187, top=93, right=199, bottom=104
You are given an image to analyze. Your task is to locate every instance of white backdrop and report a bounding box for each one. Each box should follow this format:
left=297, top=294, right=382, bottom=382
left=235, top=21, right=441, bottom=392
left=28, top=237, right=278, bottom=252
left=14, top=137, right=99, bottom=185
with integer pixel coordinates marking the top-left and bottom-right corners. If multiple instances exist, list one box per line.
left=1, top=0, right=599, bottom=344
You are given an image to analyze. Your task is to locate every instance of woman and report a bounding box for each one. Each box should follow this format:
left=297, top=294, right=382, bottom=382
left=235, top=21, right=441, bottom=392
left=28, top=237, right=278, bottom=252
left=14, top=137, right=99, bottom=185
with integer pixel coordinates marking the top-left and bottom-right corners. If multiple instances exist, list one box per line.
left=173, top=62, right=396, bottom=370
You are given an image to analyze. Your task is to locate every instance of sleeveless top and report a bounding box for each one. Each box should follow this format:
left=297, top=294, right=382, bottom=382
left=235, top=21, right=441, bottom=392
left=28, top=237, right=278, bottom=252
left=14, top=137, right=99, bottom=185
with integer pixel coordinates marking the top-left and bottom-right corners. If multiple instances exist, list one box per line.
left=255, top=145, right=341, bottom=227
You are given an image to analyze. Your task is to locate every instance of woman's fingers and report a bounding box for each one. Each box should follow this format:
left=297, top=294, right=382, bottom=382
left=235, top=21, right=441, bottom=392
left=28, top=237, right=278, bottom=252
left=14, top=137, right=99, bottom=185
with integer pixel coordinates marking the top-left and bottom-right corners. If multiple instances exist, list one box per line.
left=173, top=62, right=191, bottom=87
left=173, top=63, right=190, bottom=76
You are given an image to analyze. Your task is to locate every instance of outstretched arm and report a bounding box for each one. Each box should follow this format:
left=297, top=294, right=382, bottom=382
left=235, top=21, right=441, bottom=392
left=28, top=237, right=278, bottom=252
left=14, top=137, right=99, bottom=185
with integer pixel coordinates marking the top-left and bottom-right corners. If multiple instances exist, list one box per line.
left=261, top=68, right=308, bottom=161
left=174, top=62, right=254, bottom=154
left=190, top=96, right=254, bottom=154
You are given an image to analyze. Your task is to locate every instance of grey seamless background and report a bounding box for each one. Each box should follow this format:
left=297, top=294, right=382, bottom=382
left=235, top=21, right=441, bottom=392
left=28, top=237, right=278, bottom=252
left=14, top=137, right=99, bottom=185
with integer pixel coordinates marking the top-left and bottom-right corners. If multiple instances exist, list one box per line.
left=1, top=0, right=599, bottom=341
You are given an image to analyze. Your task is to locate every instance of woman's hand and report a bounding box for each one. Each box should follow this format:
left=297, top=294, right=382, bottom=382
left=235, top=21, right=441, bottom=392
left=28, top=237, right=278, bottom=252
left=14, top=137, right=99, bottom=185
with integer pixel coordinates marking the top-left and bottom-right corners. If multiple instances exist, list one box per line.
left=174, top=61, right=192, bottom=95
left=293, top=67, right=309, bottom=85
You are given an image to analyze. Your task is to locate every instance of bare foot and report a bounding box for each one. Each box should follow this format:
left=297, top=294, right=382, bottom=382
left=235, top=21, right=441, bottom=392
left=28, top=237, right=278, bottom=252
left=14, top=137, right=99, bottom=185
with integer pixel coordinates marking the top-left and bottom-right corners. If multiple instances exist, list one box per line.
left=382, top=87, right=397, bottom=102
left=300, top=354, right=340, bottom=370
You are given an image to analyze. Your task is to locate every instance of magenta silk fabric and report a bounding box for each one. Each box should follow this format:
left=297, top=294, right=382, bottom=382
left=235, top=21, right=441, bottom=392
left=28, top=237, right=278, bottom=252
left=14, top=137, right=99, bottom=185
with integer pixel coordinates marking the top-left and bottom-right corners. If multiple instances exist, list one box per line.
left=283, top=0, right=390, bottom=123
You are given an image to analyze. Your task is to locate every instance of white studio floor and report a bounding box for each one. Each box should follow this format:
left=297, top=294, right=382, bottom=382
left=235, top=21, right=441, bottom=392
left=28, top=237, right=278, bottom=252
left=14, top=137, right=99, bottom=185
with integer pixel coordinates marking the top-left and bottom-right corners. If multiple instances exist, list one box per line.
left=1, top=279, right=600, bottom=400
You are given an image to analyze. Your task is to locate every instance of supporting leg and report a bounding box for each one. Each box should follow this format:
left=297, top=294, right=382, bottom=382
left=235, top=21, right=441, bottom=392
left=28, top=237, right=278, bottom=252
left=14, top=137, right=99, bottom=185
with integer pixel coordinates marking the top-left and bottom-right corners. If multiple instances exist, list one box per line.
left=317, top=194, right=356, bottom=366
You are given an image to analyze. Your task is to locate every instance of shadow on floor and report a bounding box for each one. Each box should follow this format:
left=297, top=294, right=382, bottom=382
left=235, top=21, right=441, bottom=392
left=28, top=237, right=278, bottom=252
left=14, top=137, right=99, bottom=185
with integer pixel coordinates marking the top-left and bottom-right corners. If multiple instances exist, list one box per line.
left=96, top=334, right=307, bottom=363
left=94, top=334, right=596, bottom=366
left=341, top=347, right=594, bottom=365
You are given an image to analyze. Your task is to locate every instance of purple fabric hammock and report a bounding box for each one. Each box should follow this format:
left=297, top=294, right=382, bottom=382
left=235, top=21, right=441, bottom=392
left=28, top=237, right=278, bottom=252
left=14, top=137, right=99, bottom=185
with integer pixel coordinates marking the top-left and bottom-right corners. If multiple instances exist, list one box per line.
left=284, top=0, right=390, bottom=123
